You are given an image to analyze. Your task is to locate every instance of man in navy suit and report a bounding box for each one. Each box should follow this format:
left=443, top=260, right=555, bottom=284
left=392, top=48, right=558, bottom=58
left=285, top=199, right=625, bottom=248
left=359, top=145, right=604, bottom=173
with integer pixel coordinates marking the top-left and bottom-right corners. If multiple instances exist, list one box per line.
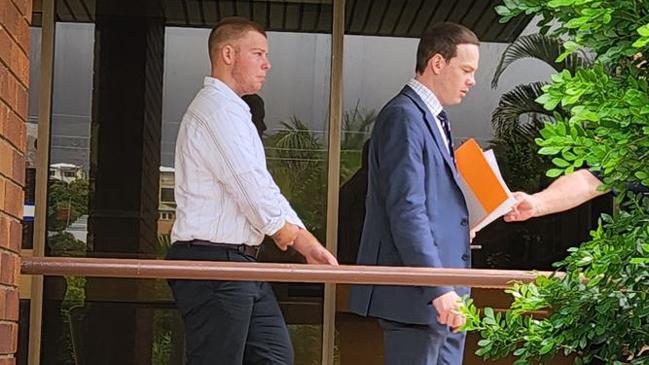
left=349, top=23, right=480, bottom=365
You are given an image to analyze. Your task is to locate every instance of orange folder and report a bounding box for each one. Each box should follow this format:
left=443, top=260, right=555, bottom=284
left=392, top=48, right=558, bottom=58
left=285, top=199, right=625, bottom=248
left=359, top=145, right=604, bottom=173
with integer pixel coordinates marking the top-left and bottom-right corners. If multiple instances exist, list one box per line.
left=455, top=139, right=516, bottom=231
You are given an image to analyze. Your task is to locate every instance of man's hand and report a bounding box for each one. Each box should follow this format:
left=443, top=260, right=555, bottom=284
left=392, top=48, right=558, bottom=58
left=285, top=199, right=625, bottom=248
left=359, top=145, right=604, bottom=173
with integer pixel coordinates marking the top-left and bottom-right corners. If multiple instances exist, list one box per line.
left=271, top=223, right=299, bottom=251
left=504, top=191, right=539, bottom=222
left=292, top=230, right=338, bottom=265
left=432, top=291, right=465, bottom=332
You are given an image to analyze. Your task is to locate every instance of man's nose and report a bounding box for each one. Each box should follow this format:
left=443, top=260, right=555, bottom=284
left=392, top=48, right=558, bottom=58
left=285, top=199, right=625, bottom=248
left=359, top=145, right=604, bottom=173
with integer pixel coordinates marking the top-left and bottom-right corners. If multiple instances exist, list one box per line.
left=467, top=75, right=476, bottom=87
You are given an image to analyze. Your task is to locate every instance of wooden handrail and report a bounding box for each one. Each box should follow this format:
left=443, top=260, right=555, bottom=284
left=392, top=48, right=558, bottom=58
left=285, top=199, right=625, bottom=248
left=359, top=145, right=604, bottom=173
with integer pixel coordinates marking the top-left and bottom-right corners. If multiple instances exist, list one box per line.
left=20, top=257, right=557, bottom=289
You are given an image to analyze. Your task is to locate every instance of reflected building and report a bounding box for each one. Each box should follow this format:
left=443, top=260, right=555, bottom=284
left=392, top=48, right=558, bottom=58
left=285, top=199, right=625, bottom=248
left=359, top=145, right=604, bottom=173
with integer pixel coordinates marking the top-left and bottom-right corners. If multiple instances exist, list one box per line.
left=48, top=163, right=86, bottom=183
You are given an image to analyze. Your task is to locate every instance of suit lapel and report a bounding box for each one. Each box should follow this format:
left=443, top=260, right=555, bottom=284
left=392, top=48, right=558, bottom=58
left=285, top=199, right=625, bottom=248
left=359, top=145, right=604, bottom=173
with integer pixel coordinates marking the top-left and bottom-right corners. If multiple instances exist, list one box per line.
left=400, top=86, right=463, bottom=189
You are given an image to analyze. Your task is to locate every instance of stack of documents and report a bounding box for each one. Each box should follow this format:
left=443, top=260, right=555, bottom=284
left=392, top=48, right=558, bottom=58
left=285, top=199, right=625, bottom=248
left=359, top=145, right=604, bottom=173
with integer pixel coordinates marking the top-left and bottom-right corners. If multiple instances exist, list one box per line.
left=455, top=138, right=517, bottom=232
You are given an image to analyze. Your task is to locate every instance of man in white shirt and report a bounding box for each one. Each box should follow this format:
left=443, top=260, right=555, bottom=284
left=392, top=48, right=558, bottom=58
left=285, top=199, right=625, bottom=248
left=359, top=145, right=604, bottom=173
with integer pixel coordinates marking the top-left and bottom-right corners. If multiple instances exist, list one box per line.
left=166, top=17, right=338, bottom=365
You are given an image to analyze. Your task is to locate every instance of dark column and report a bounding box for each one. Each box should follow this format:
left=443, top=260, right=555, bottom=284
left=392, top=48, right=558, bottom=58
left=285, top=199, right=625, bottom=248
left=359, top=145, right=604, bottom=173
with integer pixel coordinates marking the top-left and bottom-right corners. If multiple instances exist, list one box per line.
left=84, top=1, right=164, bottom=364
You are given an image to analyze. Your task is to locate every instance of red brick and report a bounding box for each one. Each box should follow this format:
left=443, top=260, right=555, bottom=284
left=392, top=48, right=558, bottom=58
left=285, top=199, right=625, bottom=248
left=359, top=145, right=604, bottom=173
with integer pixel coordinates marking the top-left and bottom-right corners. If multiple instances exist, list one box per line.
left=0, top=288, right=17, bottom=321
left=0, top=27, right=29, bottom=86
left=0, top=252, right=19, bottom=287
left=0, top=66, right=25, bottom=120
left=3, top=181, right=21, bottom=221
left=0, top=0, right=26, bottom=358
left=0, top=141, right=11, bottom=179
left=0, top=65, right=7, bottom=103
left=7, top=219, right=19, bottom=253
left=0, top=28, right=29, bottom=94
left=0, top=215, right=7, bottom=251
left=10, top=151, right=22, bottom=186
left=3, top=288, right=18, bottom=321
left=0, top=322, right=18, bottom=354
left=0, top=357, right=16, bottom=365
left=0, top=178, right=4, bottom=212
left=0, top=0, right=30, bottom=55
left=0, top=27, right=29, bottom=107
left=0, top=105, right=5, bottom=139
left=10, top=0, right=30, bottom=20
left=0, top=252, right=13, bottom=286
left=12, top=256, right=18, bottom=288
left=3, top=108, right=25, bottom=153
left=0, top=30, right=10, bottom=71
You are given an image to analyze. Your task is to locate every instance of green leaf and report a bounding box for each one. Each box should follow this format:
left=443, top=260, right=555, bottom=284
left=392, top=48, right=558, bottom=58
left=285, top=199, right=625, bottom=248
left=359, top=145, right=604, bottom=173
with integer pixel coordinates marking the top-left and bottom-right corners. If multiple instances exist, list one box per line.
left=576, top=256, right=593, bottom=266
left=630, top=257, right=649, bottom=264
left=547, top=168, right=563, bottom=177
left=494, top=5, right=511, bottom=16
left=547, top=0, right=575, bottom=7
left=477, top=339, right=492, bottom=347
left=632, top=38, right=649, bottom=48
left=540, top=341, right=555, bottom=355
left=565, top=17, right=589, bottom=29
left=553, top=157, right=571, bottom=167
left=503, top=0, right=516, bottom=9
left=638, top=24, right=649, bottom=37
left=562, top=150, right=577, bottom=161
left=539, top=146, right=562, bottom=155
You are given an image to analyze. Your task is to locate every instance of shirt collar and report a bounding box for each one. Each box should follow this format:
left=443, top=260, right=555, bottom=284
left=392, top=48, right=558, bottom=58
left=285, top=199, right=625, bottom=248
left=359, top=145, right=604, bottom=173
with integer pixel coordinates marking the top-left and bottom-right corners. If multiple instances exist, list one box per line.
left=203, top=76, right=250, bottom=112
left=406, top=78, right=443, bottom=117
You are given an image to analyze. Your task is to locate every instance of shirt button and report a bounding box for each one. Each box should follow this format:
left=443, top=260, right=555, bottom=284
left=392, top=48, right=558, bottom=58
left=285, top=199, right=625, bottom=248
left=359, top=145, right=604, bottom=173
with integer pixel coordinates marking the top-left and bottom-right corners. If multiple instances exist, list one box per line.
left=461, top=253, right=470, bottom=261
left=460, top=218, right=468, bottom=226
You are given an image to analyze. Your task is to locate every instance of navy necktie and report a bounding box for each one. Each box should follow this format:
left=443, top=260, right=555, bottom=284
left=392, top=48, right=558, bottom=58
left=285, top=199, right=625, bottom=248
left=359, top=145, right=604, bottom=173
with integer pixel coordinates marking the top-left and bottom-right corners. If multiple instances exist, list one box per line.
left=437, top=110, right=455, bottom=163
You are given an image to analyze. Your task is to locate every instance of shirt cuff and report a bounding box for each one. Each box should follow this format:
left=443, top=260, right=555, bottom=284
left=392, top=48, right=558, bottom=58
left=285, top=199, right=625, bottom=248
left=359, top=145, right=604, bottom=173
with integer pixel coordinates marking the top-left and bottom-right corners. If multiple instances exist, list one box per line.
left=261, top=218, right=287, bottom=237
left=285, top=211, right=305, bottom=230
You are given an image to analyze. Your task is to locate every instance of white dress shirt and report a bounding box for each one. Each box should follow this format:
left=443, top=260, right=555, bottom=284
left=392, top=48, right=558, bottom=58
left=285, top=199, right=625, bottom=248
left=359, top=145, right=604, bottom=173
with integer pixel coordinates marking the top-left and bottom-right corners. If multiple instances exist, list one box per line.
left=171, top=77, right=304, bottom=246
left=406, top=78, right=452, bottom=154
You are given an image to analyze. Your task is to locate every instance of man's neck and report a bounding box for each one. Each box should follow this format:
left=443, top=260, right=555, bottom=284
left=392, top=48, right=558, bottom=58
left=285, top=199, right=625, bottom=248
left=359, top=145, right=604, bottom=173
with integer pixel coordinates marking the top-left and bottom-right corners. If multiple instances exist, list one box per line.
left=211, top=68, right=243, bottom=96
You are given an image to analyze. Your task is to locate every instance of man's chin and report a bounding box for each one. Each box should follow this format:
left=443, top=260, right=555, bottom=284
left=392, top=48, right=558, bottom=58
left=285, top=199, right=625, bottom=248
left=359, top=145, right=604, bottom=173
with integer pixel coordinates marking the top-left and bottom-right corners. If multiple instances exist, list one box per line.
left=447, top=97, right=463, bottom=106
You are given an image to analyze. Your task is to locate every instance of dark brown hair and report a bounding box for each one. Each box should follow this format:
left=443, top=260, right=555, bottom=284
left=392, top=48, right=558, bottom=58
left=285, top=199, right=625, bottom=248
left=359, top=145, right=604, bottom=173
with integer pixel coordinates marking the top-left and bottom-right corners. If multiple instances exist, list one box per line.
left=208, top=17, right=267, bottom=63
left=416, top=23, right=479, bottom=74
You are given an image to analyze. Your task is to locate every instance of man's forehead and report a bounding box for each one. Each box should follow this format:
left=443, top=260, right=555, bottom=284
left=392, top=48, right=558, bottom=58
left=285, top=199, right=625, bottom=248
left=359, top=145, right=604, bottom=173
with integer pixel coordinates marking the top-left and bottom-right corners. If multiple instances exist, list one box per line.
left=238, top=31, right=268, bottom=45
left=452, top=45, right=479, bottom=60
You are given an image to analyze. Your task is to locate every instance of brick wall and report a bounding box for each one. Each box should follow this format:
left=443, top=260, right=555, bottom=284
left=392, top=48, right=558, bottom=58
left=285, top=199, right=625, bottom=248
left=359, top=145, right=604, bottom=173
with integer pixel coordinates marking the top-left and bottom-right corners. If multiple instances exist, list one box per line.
left=0, top=0, right=31, bottom=363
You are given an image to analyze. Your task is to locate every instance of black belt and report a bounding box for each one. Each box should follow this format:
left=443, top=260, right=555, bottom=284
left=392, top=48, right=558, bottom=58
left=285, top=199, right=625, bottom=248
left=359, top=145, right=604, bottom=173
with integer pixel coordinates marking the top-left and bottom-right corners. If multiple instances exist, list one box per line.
left=175, top=240, right=260, bottom=257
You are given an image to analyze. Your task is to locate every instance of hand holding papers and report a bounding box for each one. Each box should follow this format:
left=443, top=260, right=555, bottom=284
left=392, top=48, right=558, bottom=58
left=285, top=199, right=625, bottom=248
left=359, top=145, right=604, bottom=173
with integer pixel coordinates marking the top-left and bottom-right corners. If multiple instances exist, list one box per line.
left=455, top=139, right=517, bottom=232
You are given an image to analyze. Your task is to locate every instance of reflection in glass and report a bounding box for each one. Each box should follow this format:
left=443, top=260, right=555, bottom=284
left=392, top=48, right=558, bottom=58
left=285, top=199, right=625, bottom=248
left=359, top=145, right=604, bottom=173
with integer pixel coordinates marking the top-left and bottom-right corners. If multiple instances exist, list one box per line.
left=41, top=1, right=333, bottom=364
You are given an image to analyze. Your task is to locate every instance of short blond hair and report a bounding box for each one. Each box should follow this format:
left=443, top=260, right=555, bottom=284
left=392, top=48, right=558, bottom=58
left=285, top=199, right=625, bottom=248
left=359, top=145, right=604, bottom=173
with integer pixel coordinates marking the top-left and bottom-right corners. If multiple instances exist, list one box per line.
left=208, top=17, right=266, bottom=63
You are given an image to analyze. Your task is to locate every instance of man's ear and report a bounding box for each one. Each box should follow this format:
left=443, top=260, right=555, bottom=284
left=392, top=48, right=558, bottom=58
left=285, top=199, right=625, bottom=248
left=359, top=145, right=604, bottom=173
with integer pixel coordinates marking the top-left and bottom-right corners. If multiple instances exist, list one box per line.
left=221, top=44, right=236, bottom=65
left=428, top=53, right=446, bottom=75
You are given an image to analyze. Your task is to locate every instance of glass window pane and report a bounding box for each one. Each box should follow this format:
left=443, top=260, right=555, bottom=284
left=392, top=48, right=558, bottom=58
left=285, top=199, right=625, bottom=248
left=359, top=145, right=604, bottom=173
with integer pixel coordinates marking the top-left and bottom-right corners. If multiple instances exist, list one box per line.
left=335, top=14, right=611, bottom=365
left=41, top=1, right=333, bottom=364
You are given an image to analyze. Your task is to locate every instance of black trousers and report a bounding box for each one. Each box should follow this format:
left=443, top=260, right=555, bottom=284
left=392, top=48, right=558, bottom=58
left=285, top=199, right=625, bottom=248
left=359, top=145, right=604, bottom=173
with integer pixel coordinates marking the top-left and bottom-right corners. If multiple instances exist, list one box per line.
left=165, top=242, right=293, bottom=365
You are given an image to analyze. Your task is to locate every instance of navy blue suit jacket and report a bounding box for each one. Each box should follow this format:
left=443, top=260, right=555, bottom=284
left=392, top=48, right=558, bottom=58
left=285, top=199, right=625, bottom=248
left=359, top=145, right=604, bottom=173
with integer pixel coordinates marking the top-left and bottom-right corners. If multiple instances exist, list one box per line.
left=349, top=85, right=471, bottom=326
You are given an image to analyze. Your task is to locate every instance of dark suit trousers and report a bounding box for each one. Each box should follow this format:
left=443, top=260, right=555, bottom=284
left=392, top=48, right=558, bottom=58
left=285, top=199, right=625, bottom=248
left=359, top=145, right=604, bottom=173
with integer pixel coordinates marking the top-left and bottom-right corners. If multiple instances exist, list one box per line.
left=379, top=319, right=466, bottom=365
left=166, top=242, right=293, bottom=365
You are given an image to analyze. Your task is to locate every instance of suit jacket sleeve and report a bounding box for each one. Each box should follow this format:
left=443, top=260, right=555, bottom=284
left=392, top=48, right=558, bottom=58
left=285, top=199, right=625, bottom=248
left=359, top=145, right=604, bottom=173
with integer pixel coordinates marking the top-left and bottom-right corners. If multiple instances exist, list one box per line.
left=376, top=105, right=453, bottom=299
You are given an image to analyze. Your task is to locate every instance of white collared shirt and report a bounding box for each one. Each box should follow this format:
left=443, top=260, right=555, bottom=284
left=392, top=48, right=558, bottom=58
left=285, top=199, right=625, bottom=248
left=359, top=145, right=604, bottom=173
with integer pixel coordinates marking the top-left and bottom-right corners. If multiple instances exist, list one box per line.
left=406, top=78, right=452, bottom=153
left=171, top=76, right=304, bottom=246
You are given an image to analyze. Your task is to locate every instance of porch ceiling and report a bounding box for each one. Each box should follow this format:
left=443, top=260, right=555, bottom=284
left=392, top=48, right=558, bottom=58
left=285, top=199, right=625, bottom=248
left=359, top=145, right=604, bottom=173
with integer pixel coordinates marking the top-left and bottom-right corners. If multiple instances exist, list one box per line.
left=37, top=0, right=531, bottom=42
